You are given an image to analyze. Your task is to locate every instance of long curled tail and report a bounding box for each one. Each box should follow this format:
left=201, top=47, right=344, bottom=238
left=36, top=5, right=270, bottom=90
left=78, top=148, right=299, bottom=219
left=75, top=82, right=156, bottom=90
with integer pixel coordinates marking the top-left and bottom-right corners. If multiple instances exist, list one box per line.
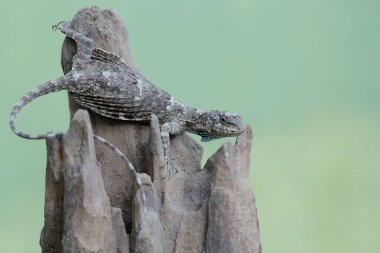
left=93, top=135, right=147, bottom=222
left=9, top=77, right=69, bottom=139
left=10, top=75, right=147, bottom=224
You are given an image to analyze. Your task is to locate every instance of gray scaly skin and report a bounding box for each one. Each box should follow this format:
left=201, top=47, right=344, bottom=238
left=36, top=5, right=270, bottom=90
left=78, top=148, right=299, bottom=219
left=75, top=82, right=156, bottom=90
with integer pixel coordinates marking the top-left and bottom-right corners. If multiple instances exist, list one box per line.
left=9, top=21, right=244, bottom=219
left=10, top=21, right=244, bottom=156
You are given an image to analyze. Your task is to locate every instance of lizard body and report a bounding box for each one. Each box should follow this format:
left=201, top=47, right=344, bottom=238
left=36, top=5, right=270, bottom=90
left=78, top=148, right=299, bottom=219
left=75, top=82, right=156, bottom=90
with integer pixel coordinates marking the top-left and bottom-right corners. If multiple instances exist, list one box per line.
left=10, top=21, right=244, bottom=142
left=69, top=47, right=244, bottom=141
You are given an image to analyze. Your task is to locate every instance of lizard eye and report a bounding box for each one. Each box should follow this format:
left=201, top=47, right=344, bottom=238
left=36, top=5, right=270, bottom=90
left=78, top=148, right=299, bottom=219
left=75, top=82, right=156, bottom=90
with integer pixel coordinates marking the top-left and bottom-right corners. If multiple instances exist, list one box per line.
left=220, top=116, right=229, bottom=124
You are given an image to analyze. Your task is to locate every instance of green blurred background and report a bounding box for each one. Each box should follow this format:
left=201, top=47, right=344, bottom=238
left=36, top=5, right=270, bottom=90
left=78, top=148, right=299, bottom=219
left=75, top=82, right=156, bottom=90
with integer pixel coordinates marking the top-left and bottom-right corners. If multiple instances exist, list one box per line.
left=1, top=0, right=379, bottom=252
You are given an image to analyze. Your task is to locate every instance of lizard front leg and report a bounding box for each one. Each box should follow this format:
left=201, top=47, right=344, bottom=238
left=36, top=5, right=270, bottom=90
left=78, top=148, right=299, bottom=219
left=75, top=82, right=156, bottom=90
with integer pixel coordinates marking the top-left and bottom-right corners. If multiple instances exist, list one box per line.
left=160, top=121, right=186, bottom=169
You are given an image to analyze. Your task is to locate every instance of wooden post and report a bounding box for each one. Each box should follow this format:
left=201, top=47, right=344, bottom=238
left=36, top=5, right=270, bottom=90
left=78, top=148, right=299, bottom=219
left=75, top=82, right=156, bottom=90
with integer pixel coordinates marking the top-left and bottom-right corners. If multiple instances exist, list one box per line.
left=40, top=7, right=261, bottom=253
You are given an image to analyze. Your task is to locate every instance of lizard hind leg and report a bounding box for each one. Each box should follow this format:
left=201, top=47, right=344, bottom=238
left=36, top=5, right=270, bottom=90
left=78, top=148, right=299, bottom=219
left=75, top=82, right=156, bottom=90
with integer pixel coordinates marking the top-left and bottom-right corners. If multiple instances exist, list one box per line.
left=52, top=21, right=93, bottom=68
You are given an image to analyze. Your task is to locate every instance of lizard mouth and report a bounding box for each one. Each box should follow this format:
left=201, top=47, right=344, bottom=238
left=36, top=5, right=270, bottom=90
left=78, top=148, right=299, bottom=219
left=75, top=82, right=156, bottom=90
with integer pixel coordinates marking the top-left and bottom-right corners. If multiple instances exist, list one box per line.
left=199, top=126, right=245, bottom=142
left=225, top=125, right=245, bottom=136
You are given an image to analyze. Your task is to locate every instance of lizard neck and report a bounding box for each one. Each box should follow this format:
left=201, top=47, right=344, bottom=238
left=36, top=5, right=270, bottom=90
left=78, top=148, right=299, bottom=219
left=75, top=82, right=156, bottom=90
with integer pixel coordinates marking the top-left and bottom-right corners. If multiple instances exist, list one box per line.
left=181, top=108, right=208, bottom=130
left=165, top=97, right=198, bottom=124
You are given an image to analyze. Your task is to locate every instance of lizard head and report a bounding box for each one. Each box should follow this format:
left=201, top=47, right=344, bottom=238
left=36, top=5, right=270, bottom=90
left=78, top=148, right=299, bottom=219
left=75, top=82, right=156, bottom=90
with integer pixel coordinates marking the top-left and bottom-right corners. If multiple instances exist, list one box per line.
left=194, top=110, right=245, bottom=142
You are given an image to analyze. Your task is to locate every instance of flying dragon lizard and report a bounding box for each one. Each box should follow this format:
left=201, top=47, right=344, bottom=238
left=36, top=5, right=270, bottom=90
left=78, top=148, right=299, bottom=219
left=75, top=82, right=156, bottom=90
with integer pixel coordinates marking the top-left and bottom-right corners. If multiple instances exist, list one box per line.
left=9, top=20, right=245, bottom=219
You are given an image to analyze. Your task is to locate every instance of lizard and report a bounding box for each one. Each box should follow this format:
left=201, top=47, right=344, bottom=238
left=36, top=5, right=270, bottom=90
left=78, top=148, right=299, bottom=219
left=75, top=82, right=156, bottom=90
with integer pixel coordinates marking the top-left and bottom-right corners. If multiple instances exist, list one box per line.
left=9, top=20, right=244, bottom=217
left=10, top=21, right=244, bottom=159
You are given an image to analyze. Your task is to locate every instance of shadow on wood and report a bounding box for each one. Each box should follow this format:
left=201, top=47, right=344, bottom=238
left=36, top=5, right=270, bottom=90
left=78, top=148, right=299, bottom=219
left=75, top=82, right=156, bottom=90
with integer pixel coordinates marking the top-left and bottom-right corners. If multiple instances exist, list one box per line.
left=40, top=7, right=261, bottom=253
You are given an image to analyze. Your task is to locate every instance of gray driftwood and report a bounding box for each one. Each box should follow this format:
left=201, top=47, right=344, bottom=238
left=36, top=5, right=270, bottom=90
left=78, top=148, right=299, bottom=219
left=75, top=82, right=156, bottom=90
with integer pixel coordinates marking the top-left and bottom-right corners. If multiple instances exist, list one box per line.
left=40, top=6, right=261, bottom=253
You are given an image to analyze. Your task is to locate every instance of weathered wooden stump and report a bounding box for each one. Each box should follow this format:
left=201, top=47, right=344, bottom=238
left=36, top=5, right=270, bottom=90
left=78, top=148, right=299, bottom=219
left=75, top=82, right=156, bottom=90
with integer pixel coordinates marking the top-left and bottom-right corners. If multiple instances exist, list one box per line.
left=39, top=7, right=261, bottom=253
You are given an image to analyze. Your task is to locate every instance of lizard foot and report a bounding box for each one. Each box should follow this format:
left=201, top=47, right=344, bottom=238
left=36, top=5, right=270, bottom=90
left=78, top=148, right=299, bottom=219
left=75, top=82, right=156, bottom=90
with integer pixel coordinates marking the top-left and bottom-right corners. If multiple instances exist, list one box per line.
left=52, top=21, right=69, bottom=32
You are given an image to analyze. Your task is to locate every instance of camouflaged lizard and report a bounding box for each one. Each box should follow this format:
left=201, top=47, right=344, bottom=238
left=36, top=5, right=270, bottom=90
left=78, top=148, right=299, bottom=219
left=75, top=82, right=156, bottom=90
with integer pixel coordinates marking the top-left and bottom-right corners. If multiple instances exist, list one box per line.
left=10, top=21, right=244, bottom=159
left=9, top=21, right=244, bottom=215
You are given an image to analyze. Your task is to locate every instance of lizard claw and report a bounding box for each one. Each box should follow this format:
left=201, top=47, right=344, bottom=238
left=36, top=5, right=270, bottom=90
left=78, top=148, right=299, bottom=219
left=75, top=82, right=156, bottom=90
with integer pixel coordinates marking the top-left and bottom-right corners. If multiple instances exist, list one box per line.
left=52, top=21, right=69, bottom=32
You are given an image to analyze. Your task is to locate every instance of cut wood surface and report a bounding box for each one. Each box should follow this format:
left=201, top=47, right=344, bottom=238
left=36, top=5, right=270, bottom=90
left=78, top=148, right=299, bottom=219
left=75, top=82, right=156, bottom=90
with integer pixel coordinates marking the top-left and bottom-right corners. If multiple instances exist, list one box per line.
left=40, top=6, right=261, bottom=253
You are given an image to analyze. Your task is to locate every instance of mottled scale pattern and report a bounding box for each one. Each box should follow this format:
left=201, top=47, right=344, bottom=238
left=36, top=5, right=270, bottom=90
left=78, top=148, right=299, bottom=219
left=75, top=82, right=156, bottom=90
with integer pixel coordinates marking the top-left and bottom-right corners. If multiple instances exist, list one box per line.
left=69, top=61, right=174, bottom=122
left=10, top=20, right=244, bottom=142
